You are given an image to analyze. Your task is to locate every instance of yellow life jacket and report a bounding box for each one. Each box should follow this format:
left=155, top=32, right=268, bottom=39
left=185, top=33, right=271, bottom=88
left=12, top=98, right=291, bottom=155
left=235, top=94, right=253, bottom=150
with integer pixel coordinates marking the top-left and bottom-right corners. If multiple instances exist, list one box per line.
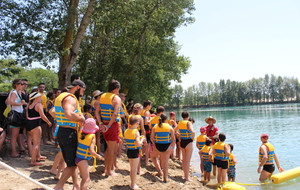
left=214, top=141, right=229, bottom=161
left=201, top=145, right=211, bottom=161
left=54, top=92, right=80, bottom=128
left=259, top=142, right=274, bottom=164
left=99, top=93, right=121, bottom=122
left=168, top=119, right=176, bottom=128
left=90, top=99, right=97, bottom=116
left=228, top=153, right=236, bottom=168
left=153, top=123, right=172, bottom=144
left=150, top=115, right=160, bottom=129
left=76, top=130, right=95, bottom=160
left=196, top=134, right=207, bottom=150
left=141, top=109, right=149, bottom=124
left=178, top=120, right=192, bottom=139
left=124, top=128, right=140, bottom=149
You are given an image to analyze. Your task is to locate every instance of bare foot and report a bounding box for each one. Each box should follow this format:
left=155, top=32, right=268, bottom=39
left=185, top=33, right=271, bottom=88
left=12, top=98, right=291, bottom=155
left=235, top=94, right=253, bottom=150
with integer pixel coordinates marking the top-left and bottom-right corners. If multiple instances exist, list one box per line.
left=50, top=169, right=58, bottom=175
left=137, top=170, right=145, bottom=175
left=185, top=178, right=192, bottom=182
left=155, top=172, right=162, bottom=177
left=106, top=172, right=118, bottom=177
left=72, top=184, right=80, bottom=190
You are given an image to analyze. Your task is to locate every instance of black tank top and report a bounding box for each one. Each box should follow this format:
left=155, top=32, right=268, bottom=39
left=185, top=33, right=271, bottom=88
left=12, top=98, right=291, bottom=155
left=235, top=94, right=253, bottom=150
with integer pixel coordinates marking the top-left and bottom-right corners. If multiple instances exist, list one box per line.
left=28, top=104, right=40, bottom=118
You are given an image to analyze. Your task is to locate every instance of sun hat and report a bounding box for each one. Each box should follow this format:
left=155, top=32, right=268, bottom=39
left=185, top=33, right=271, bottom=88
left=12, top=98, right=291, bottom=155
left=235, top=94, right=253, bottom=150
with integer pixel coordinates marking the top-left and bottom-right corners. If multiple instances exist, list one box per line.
left=92, top=90, right=102, bottom=98
left=82, top=118, right=99, bottom=134
left=32, top=86, right=38, bottom=90
left=205, top=116, right=216, bottom=124
left=67, top=80, right=86, bottom=89
left=260, top=133, right=269, bottom=139
left=170, top=112, right=176, bottom=116
left=29, top=92, right=42, bottom=100
left=200, top=126, right=206, bottom=133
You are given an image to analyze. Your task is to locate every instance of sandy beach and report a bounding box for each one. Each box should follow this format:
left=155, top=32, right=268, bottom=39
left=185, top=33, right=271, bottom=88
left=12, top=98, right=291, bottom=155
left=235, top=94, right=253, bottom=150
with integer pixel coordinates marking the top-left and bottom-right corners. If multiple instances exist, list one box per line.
left=0, top=143, right=208, bottom=190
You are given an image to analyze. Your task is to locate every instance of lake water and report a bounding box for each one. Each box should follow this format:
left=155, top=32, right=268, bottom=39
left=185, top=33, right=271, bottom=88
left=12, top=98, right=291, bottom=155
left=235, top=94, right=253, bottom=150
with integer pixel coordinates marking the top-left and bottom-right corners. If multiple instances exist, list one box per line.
left=171, top=103, right=300, bottom=190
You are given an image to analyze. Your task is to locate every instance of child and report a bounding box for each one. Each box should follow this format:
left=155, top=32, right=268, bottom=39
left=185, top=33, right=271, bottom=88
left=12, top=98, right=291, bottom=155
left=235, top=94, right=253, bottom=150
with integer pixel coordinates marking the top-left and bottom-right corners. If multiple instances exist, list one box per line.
left=196, top=126, right=207, bottom=175
left=227, top=144, right=237, bottom=182
left=124, top=116, right=145, bottom=189
left=83, top=104, right=93, bottom=119
left=76, top=118, right=103, bottom=190
left=199, top=139, right=212, bottom=183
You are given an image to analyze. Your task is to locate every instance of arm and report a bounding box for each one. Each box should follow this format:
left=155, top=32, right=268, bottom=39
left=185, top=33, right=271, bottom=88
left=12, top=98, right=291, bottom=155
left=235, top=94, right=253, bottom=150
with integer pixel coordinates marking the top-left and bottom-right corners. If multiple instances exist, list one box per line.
left=107, top=95, right=121, bottom=127
left=187, top=121, right=195, bottom=140
left=170, top=127, right=176, bottom=148
left=140, top=117, right=145, bottom=136
left=209, top=146, right=215, bottom=162
left=144, top=110, right=151, bottom=125
left=232, top=154, right=238, bottom=164
left=150, top=127, right=155, bottom=144
left=95, top=100, right=101, bottom=124
left=49, top=107, right=55, bottom=118
left=274, top=153, right=284, bottom=172
left=9, top=92, right=26, bottom=106
left=224, top=144, right=231, bottom=157
left=62, top=96, right=84, bottom=123
left=135, top=130, right=144, bottom=147
left=257, top=145, right=268, bottom=173
left=89, top=136, right=103, bottom=160
left=36, top=103, right=51, bottom=126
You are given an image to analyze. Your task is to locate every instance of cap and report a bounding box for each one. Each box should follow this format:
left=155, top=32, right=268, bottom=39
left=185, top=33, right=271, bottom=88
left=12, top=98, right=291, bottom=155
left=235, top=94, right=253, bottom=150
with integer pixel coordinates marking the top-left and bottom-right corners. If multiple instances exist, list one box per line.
left=67, top=80, right=86, bottom=89
left=260, top=133, right=269, bottom=139
left=200, top=126, right=206, bottom=133
left=82, top=118, right=99, bottom=134
left=170, top=112, right=176, bottom=116
left=32, top=86, right=38, bottom=90
left=29, top=92, right=41, bottom=100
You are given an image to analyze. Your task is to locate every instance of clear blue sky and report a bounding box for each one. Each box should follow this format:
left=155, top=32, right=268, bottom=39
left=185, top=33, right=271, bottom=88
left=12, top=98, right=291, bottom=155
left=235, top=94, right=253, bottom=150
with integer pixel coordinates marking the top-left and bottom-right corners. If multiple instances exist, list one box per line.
left=175, top=0, right=300, bottom=89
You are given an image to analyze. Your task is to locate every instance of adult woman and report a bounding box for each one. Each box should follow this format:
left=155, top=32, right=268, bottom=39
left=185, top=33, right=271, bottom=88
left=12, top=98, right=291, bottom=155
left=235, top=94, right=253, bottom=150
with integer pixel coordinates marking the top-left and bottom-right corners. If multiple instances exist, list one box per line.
left=150, top=113, right=176, bottom=182
left=177, top=111, right=195, bottom=181
left=7, top=79, right=27, bottom=157
left=26, top=92, right=51, bottom=166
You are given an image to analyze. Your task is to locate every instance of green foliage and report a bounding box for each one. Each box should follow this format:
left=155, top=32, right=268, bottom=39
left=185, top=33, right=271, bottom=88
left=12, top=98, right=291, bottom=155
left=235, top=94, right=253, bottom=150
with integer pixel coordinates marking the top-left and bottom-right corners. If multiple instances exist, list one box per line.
left=181, top=74, right=300, bottom=107
left=0, top=59, right=58, bottom=92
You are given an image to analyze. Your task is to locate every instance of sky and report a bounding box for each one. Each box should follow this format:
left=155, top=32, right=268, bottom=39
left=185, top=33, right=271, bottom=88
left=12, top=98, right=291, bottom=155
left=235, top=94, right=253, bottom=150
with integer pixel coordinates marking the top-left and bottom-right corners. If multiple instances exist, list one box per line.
left=174, top=0, right=300, bottom=89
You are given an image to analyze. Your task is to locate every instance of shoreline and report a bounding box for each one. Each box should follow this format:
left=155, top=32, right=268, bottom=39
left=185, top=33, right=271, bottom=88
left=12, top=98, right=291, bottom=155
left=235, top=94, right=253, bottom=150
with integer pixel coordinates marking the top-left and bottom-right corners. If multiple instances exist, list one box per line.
left=0, top=143, right=208, bottom=190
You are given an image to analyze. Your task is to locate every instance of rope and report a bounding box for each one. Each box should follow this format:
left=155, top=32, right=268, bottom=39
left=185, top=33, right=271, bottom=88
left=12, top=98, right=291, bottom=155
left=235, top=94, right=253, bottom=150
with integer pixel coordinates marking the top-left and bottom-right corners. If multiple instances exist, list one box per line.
left=0, top=161, right=53, bottom=190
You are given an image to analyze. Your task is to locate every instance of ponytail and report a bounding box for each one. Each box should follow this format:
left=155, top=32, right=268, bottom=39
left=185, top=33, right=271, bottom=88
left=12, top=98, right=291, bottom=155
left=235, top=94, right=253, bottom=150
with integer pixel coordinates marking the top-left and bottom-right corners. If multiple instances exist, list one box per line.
left=158, top=113, right=168, bottom=128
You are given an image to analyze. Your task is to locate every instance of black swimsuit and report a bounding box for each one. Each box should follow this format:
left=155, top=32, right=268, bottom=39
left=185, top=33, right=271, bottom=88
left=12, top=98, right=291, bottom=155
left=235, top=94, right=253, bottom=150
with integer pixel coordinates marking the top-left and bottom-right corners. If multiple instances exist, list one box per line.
left=26, top=104, right=41, bottom=131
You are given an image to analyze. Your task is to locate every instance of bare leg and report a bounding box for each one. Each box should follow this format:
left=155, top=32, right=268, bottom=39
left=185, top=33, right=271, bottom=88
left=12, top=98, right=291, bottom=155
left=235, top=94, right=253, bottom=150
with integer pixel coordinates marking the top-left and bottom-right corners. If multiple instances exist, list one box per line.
left=105, top=140, right=118, bottom=176
left=56, top=158, right=66, bottom=179
left=54, top=166, right=78, bottom=190
left=29, top=126, right=41, bottom=165
left=10, top=127, right=20, bottom=157
left=96, top=131, right=101, bottom=154
left=160, top=147, right=172, bottom=182
left=181, top=142, right=193, bottom=181
left=50, top=152, right=62, bottom=175
left=259, top=169, right=272, bottom=182
left=77, top=160, right=90, bottom=190
left=144, top=143, right=150, bottom=164
left=151, top=147, right=162, bottom=176
left=27, top=132, right=33, bottom=157
left=129, top=158, right=140, bottom=189
left=41, top=123, right=48, bottom=145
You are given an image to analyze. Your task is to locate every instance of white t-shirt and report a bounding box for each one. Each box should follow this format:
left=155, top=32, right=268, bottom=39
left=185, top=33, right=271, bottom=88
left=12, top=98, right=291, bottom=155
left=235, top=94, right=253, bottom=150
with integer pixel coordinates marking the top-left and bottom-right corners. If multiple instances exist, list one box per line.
left=10, top=90, right=24, bottom=113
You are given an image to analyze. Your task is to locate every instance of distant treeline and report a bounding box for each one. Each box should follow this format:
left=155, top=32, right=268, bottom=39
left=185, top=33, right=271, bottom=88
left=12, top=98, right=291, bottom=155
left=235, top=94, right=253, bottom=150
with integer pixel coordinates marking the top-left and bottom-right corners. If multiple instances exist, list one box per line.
left=167, top=74, right=300, bottom=108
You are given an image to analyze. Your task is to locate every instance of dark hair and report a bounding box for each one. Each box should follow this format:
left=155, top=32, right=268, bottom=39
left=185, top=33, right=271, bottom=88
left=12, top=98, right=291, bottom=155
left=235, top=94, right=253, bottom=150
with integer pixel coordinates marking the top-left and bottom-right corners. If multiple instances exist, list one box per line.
left=80, top=132, right=87, bottom=140
left=143, top=100, right=152, bottom=108
left=158, top=113, right=168, bottom=128
left=83, top=104, right=92, bottom=112
left=61, top=87, right=68, bottom=92
left=129, top=115, right=139, bottom=126
left=188, top=117, right=195, bottom=123
left=156, top=106, right=165, bottom=114
left=12, top=79, right=22, bottom=89
left=47, top=92, right=54, bottom=98
left=22, top=79, right=28, bottom=82
left=38, top=83, right=45, bottom=86
left=108, top=79, right=120, bottom=92
left=205, top=139, right=212, bottom=146
left=181, top=111, right=189, bottom=119
left=128, top=98, right=133, bottom=102
left=71, top=74, right=80, bottom=82
left=228, top=144, right=233, bottom=152
left=219, top=133, right=226, bottom=141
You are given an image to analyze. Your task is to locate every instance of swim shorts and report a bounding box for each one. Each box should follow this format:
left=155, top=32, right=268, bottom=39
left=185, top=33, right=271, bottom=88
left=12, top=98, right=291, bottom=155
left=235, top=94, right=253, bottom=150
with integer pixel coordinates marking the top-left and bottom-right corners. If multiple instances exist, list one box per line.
left=214, top=158, right=228, bottom=169
left=103, top=122, right=120, bottom=142
left=203, top=161, right=212, bottom=172
left=227, top=167, right=236, bottom=179
left=263, top=164, right=275, bottom=173
left=57, top=127, right=77, bottom=167
left=127, top=149, right=140, bottom=159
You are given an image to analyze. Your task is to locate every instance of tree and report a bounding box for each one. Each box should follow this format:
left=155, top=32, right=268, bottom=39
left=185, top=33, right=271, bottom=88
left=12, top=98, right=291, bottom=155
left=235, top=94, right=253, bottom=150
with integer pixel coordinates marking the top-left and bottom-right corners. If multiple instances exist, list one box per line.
left=172, top=84, right=184, bottom=108
left=1, top=0, right=96, bottom=88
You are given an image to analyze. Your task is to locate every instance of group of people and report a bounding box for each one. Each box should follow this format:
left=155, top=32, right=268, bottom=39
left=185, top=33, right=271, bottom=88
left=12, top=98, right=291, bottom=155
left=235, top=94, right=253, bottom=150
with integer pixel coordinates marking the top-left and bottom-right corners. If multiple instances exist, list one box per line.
left=1, top=76, right=285, bottom=189
left=195, top=117, right=284, bottom=186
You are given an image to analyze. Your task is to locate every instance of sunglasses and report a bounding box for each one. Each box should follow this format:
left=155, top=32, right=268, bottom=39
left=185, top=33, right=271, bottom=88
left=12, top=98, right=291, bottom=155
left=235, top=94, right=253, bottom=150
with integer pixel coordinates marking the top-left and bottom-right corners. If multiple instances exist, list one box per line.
left=17, top=83, right=25, bottom=85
